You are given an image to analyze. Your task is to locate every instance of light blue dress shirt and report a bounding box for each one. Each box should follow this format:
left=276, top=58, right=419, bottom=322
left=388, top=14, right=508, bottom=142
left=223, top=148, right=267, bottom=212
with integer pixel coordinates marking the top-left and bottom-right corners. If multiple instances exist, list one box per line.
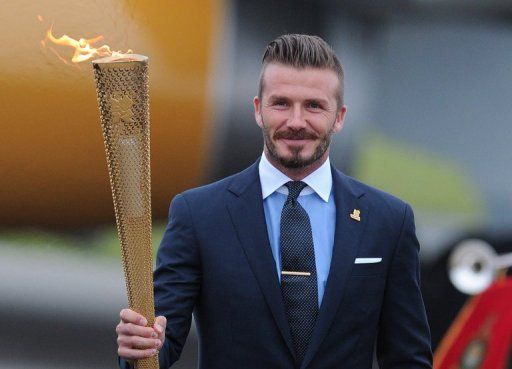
left=259, top=153, right=336, bottom=307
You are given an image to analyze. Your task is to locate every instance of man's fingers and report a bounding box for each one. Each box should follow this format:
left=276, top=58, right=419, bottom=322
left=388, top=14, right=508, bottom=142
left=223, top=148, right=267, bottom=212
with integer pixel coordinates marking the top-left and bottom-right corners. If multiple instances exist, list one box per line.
left=117, top=335, right=162, bottom=350
left=118, top=346, right=158, bottom=360
left=117, top=322, right=156, bottom=338
left=116, top=309, right=162, bottom=361
left=120, top=309, right=148, bottom=326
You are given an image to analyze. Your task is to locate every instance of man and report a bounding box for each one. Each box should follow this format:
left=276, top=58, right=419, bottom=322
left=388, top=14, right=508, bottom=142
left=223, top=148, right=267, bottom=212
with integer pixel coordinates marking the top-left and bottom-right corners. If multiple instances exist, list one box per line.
left=117, top=34, right=433, bottom=369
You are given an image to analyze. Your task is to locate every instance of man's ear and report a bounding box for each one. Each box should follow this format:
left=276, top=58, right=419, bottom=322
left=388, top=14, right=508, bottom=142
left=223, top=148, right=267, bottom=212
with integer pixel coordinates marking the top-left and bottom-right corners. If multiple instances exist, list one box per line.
left=253, top=96, right=263, bottom=128
left=332, top=105, right=347, bottom=133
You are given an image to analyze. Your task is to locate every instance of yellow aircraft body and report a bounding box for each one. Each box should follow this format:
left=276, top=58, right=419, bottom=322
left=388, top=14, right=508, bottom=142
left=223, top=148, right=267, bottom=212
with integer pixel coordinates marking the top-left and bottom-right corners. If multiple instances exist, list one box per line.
left=0, top=0, right=223, bottom=227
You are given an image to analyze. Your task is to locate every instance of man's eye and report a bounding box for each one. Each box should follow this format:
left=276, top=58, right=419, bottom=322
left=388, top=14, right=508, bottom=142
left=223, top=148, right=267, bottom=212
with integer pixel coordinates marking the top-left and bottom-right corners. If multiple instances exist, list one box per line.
left=307, top=102, right=322, bottom=109
left=274, top=100, right=288, bottom=106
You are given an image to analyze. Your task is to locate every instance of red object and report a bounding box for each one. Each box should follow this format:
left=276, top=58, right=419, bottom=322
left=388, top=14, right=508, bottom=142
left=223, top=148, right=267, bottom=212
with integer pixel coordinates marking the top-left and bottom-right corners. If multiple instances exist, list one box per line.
left=434, top=278, right=512, bottom=369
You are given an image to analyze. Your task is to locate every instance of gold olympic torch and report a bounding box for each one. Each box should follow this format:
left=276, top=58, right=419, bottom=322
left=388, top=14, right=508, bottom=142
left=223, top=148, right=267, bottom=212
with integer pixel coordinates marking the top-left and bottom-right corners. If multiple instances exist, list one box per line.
left=41, top=27, right=158, bottom=369
left=93, top=54, right=158, bottom=369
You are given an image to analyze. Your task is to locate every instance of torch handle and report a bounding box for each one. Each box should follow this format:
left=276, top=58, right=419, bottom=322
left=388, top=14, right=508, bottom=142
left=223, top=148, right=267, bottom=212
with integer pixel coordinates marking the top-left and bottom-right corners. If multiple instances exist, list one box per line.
left=136, top=354, right=159, bottom=369
left=119, top=218, right=159, bottom=369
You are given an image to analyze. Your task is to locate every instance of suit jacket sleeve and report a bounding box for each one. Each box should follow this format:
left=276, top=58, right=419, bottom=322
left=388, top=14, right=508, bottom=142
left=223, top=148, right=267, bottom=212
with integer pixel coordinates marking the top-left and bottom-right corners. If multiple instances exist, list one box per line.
left=376, top=203, right=433, bottom=369
left=119, top=193, right=202, bottom=369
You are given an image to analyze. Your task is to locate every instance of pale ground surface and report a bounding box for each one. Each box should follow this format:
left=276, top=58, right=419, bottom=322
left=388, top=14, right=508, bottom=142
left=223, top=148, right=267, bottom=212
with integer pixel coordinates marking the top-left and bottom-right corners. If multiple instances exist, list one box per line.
left=0, top=244, right=380, bottom=369
left=0, top=244, right=197, bottom=369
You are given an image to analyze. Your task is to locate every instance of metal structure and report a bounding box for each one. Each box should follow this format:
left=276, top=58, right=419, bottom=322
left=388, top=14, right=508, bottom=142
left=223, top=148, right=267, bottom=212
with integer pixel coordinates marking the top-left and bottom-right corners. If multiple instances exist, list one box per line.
left=449, top=239, right=512, bottom=295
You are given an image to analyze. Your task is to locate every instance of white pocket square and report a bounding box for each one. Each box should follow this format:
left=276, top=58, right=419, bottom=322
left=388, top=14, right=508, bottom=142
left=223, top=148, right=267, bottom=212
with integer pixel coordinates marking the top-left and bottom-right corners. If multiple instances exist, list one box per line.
left=354, top=257, right=382, bottom=264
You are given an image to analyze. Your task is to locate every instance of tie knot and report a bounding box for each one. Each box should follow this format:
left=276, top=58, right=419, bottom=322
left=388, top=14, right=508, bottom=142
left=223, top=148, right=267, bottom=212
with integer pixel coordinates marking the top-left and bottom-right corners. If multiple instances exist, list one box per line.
left=285, top=181, right=307, bottom=202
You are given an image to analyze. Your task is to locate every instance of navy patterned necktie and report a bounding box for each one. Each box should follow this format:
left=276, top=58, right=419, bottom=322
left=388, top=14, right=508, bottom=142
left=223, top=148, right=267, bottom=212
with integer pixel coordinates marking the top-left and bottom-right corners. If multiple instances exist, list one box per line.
left=280, top=181, right=318, bottom=365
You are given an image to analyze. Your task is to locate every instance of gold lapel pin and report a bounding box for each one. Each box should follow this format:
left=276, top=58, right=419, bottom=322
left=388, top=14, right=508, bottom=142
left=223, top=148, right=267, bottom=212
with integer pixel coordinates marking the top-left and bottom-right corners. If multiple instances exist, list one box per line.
left=350, top=209, right=361, bottom=222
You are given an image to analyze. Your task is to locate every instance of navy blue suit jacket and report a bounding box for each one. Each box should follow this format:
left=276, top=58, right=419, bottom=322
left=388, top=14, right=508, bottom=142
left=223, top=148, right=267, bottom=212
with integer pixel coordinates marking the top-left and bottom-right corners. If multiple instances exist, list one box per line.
left=121, top=160, right=432, bottom=369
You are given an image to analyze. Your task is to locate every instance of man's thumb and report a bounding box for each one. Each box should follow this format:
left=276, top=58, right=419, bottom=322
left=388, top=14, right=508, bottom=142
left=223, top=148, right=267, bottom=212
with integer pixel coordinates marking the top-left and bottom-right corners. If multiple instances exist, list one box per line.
left=155, top=315, right=167, bottom=334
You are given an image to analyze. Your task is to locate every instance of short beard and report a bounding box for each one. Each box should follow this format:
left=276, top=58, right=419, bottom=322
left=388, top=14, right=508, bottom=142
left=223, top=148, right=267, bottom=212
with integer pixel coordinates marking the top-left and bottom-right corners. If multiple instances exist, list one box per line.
left=261, top=118, right=334, bottom=169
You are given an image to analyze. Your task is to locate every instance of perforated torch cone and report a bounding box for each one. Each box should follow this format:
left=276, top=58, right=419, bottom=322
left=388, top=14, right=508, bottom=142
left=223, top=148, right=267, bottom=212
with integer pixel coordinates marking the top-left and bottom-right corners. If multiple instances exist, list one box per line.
left=93, top=54, right=158, bottom=369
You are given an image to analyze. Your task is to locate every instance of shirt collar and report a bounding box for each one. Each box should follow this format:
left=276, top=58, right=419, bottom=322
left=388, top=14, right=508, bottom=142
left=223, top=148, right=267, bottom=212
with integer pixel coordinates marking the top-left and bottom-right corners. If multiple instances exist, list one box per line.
left=258, top=152, right=332, bottom=202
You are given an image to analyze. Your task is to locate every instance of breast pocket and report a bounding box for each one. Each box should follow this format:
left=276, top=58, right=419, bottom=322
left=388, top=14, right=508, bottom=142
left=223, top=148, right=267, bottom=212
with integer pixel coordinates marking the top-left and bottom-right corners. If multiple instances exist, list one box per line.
left=351, top=259, right=386, bottom=276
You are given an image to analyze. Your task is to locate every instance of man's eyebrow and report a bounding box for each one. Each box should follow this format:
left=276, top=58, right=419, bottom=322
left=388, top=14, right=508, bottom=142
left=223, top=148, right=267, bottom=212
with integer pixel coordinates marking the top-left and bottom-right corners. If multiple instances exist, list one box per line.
left=304, top=98, right=329, bottom=106
left=267, top=95, right=289, bottom=101
left=266, top=95, right=329, bottom=105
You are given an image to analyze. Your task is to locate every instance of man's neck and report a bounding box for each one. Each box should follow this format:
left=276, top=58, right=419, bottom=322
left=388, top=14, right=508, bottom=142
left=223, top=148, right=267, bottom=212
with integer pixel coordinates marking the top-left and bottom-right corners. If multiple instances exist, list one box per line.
left=263, top=149, right=329, bottom=181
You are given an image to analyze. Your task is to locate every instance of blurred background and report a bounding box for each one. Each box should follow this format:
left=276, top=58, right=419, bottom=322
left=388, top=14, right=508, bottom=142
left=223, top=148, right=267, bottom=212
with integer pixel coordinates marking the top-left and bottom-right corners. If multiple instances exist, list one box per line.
left=1, top=0, right=511, bottom=368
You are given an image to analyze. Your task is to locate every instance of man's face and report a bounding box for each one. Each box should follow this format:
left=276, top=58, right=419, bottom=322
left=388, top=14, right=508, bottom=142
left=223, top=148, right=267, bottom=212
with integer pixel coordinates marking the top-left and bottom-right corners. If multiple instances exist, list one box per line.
left=254, top=63, right=347, bottom=170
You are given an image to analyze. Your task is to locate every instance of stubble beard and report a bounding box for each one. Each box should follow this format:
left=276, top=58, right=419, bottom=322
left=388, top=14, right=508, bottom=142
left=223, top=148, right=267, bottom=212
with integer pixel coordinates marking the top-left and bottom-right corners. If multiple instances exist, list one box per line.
left=261, top=118, right=334, bottom=169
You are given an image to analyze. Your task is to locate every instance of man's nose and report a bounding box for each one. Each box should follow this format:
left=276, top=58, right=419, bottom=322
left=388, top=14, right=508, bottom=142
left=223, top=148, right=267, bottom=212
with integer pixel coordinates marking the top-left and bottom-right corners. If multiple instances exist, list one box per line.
left=286, top=106, right=306, bottom=129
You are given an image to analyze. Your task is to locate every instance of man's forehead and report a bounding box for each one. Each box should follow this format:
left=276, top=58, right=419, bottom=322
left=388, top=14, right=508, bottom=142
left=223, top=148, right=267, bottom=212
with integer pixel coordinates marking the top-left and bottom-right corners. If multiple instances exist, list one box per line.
left=261, top=63, right=340, bottom=99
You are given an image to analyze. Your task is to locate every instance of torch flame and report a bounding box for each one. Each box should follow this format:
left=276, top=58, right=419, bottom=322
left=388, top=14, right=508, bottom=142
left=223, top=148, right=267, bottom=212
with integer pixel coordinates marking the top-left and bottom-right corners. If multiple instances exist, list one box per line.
left=42, top=26, right=133, bottom=63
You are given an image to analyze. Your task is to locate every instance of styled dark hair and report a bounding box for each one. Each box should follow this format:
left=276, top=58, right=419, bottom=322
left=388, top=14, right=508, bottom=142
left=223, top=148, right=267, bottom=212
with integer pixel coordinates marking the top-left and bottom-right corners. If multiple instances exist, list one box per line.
left=258, top=34, right=344, bottom=106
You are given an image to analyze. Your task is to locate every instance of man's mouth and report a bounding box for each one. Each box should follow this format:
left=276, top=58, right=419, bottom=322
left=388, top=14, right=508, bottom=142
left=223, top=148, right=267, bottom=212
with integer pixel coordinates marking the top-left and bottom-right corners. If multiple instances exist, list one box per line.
left=274, top=131, right=318, bottom=141
left=280, top=138, right=310, bottom=146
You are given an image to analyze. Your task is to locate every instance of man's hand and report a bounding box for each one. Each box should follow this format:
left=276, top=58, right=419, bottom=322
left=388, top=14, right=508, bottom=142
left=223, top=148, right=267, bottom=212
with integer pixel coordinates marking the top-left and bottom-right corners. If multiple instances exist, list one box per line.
left=116, top=308, right=167, bottom=361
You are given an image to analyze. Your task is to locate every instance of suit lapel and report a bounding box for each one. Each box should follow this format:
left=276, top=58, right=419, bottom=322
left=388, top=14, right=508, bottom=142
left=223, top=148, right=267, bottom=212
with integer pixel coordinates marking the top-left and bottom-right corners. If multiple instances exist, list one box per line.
left=226, top=161, right=295, bottom=357
left=301, top=167, right=369, bottom=369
